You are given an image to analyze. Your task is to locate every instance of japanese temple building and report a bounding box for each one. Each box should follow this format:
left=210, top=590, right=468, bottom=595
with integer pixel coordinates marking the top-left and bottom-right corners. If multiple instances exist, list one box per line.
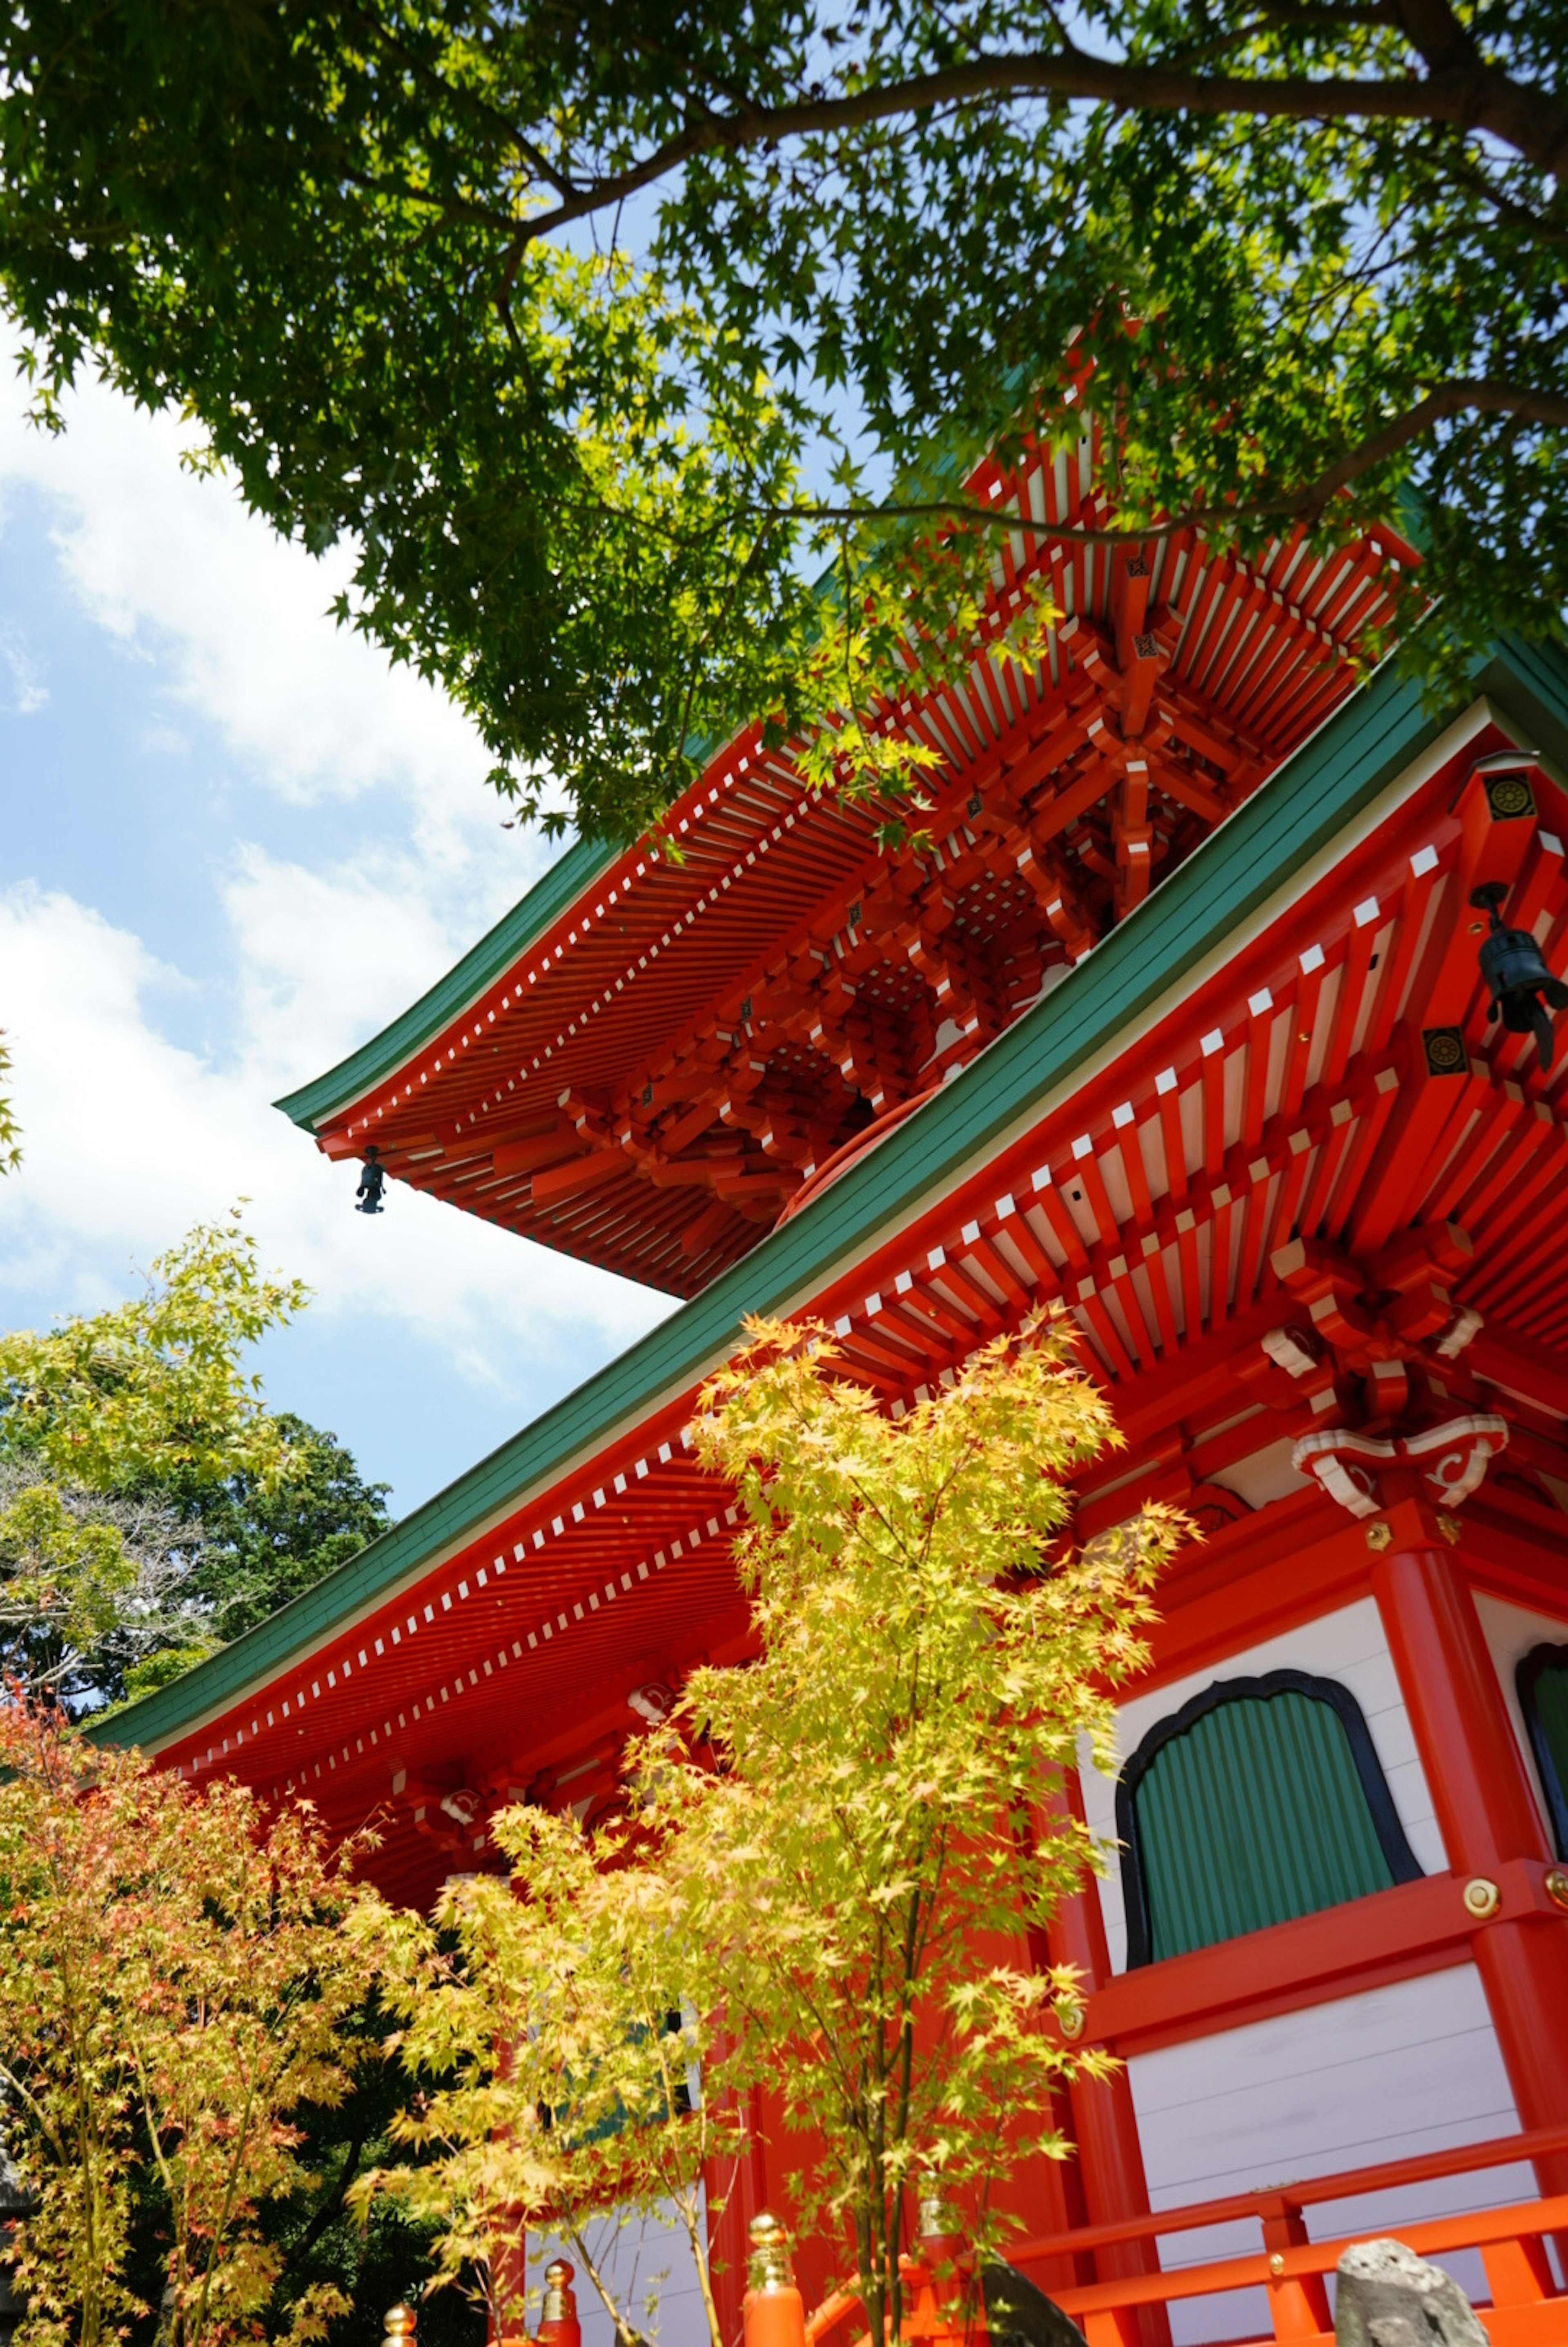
left=104, top=437, right=1568, bottom=2347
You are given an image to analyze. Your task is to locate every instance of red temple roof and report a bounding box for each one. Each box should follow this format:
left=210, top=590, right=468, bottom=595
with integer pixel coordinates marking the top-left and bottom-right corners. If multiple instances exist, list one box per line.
left=278, top=433, right=1414, bottom=1296
left=111, top=646, right=1568, bottom=1909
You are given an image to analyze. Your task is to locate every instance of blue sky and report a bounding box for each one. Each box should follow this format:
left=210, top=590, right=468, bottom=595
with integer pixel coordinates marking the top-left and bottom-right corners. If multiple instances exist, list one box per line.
left=0, top=348, right=674, bottom=1513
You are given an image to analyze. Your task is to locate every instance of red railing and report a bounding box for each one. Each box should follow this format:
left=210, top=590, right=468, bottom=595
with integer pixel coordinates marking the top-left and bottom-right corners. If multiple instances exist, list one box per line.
left=795, top=2126, right=1568, bottom=2347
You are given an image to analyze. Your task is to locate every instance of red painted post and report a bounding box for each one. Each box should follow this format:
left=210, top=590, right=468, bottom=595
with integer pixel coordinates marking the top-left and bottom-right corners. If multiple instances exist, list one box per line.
left=1373, top=1537, right=1568, bottom=2196
left=744, top=2214, right=807, bottom=2347
left=708, top=2084, right=773, bottom=2347
left=490, top=2229, right=530, bottom=2345
left=966, top=1909, right=1089, bottom=2290
left=537, top=2261, right=583, bottom=2347
left=1036, top=1776, right=1169, bottom=2347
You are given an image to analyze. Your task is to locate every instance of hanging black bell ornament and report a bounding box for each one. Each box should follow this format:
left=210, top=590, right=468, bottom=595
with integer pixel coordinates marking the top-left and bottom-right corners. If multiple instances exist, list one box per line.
left=355, top=1144, right=387, bottom=1214
left=1470, top=882, right=1568, bottom=1068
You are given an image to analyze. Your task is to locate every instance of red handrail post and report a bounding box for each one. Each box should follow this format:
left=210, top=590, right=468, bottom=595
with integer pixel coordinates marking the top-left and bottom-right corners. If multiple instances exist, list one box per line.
left=537, top=2261, right=582, bottom=2347
left=1480, top=2233, right=1557, bottom=2311
left=746, top=2214, right=808, bottom=2347
left=1258, top=2196, right=1331, bottom=2343
left=1080, top=2308, right=1144, bottom=2347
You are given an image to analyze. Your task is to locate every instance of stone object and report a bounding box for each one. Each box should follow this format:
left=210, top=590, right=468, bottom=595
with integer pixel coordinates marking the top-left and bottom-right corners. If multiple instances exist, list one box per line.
left=982, top=2261, right=1091, bottom=2347
left=1334, top=2237, right=1491, bottom=2347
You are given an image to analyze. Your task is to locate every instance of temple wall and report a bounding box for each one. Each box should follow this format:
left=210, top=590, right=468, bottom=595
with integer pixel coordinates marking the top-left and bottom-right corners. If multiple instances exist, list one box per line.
left=1125, top=1965, right=1526, bottom=2345
left=1078, top=1597, right=1444, bottom=1972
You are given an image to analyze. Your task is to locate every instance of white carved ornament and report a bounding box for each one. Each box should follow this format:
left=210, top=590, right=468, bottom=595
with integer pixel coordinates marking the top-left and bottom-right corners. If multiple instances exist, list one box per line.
left=1292, top=1414, right=1510, bottom=1519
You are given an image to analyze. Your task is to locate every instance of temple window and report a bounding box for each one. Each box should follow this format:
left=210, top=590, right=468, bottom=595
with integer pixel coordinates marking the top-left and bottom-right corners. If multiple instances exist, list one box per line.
left=1517, top=1641, right=1568, bottom=1857
left=1115, top=1669, right=1423, bottom=1968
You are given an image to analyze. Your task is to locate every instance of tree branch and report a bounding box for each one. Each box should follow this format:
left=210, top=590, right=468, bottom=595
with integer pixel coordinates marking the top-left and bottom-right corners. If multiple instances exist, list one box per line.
left=674, top=377, right=1568, bottom=551
left=510, top=45, right=1568, bottom=245
left=1388, top=0, right=1567, bottom=175
left=1285, top=378, right=1568, bottom=508
left=343, top=0, right=580, bottom=202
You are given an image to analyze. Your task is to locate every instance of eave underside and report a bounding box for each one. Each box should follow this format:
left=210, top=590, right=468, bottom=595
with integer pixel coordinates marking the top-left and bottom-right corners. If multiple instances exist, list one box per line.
left=294, top=433, right=1412, bottom=1296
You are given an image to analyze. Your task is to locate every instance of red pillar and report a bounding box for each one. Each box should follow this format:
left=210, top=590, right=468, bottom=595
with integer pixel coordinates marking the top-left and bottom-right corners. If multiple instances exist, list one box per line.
left=706, top=2084, right=772, bottom=2347
left=490, top=2227, right=529, bottom=2345
left=1037, top=1778, right=1169, bottom=2347
left=1373, top=1538, right=1568, bottom=2190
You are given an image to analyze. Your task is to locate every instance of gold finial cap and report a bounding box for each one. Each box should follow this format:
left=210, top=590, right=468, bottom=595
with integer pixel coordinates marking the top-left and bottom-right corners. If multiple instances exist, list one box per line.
left=748, top=2211, right=794, bottom=2293
left=384, top=2309, right=417, bottom=2345
left=543, top=2261, right=576, bottom=2323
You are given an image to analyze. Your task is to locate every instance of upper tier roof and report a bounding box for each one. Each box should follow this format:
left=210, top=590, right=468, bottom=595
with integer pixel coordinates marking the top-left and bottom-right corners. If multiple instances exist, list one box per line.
left=278, top=431, right=1415, bottom=1296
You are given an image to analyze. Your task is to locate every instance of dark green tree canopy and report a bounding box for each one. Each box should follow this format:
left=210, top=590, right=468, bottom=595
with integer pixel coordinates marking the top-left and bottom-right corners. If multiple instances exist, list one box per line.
left=2, top=0, right=1562, bottom=839
left=171, top=1411, right=393, bottom=1646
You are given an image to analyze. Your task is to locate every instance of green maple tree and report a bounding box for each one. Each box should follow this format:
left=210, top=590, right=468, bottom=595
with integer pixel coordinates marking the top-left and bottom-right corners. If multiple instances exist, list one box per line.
left=364, top=1800, right=737, bottom=2347
left=364, top=1310, right=1180, bottom=2347
left=664, top=1314, right=1178, bottom=2347
left=0, top=0, right=1561, bottom=841
left=0, top=1211, right=310, bottom=1499
left=0, top=1701, right=385, bottom=2347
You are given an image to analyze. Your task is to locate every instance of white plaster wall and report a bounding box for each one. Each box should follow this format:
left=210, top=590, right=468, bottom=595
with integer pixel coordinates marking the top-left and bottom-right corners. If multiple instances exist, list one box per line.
left=528, top=2191, right=710, bottom=2347
left=1078, top=1598, right=1444, bottom=1974
left=1472, top=1588, right=1568, bottom=1852
left=1125, top=1966, right=1527, bottom=2345
left=1206, top=1436, right=1310, bottom=1515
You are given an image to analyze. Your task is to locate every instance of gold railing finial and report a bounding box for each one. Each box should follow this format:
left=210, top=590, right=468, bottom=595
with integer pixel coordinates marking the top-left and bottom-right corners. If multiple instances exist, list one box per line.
left=748, top=2211, right=794, bottom=2293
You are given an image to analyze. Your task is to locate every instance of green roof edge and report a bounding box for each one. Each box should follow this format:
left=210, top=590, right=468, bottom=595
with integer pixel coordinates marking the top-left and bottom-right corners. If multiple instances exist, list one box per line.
left=101, top=635, right=1568, bottom=1754
left=274, top=830, right=621, bottom=1131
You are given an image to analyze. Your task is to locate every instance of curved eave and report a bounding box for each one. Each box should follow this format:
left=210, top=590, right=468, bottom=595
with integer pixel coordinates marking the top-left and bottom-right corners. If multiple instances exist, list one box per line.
left=93, top=630, right=1568, bottom=1763
left=275, top=830, right=619, bottom=1133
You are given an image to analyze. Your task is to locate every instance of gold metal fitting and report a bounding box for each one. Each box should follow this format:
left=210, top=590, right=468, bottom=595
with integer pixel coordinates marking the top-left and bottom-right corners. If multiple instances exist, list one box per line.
left=1436, top=1513, right=1461, bottom=1546
left=1544, top=1866, right=1568, bottom=1914
left=1463, top=1876, right=1501, bottom=1921
left=1268, top=2255, right=1285, bottom=2278
left=384, top=2309, right=417, bottom=2345
left=1055, top=1999, right=1086, bottom=2041
left=1364, top=1522, right=1393, bottom=1552
left=543, top=2262, right=575, bottom=2324
left=748, top=2213, right=794, bottom=2293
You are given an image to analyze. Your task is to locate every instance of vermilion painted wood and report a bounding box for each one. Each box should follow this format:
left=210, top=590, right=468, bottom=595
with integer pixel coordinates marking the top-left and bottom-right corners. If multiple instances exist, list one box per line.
left=798, top=2179, right=1568, bottom=2347
left=1010, top=2124, right=1568, bottom=2267
left=1033, top=1780, right=1171, bottom=2347
left=1075, top=1868, right=1486, bottom=2051
left=1372, top=1541, right=1568, bottom=2186
left=1039, top=2192, right=1568, bottom=2316
left=120, top=696, right=1568, bottom=1929
left=287, top=458, right=1412, bottom=1294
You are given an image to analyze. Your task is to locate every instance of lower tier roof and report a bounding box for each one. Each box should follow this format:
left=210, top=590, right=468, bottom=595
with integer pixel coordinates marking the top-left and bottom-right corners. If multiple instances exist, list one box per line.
left=97, top=634, right=1568, bottom=1909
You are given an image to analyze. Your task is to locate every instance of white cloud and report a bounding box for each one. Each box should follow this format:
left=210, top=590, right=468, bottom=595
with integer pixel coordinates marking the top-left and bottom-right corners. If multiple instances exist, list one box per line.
left=0, top=341, right=551, bottom=877
left=0, top=883, right=670, bottom=1381
left=0, top=346, right=674, bottom=1426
